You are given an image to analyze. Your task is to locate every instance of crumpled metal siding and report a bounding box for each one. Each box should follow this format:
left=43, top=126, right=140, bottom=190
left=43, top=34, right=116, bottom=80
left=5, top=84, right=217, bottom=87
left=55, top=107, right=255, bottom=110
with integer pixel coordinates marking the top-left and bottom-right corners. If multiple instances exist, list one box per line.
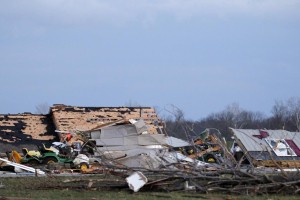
left=231, top=128, right=300, bottom=152
left=232, top=129, right=268, bottom=151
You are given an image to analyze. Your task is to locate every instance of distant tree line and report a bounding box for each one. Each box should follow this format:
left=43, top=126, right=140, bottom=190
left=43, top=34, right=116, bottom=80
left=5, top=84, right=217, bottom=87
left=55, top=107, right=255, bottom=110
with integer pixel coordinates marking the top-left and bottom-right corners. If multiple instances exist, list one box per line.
left=163, top=97, right=300, bottom=141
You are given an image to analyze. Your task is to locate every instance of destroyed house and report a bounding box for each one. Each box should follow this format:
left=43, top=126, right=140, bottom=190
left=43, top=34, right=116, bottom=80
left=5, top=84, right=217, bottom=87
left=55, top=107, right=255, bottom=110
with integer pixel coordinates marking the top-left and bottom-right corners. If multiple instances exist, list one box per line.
left=0, top=113, right=57, bottom=152
left=230, top=128, right=300, bottom=168
left=0, top=105, right=163, bottom=152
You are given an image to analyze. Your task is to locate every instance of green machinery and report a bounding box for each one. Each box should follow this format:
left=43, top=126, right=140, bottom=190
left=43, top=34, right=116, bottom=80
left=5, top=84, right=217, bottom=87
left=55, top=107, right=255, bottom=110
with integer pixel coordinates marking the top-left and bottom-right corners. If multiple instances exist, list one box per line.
left=19, top=144, right=74, bottom=165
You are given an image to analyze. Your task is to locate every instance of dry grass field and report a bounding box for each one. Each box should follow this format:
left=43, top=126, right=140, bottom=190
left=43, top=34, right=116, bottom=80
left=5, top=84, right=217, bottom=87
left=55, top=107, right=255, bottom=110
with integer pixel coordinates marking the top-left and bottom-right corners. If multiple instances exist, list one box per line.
left=0, top=176, right=299, bottom=200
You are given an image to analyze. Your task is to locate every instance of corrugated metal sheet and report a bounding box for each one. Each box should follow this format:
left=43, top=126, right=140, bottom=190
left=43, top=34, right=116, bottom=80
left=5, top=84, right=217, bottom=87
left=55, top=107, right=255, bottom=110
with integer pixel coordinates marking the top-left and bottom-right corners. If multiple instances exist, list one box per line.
left=166, top=137, right=190, bottom=147
left=231, top=129, right=268, bottom=151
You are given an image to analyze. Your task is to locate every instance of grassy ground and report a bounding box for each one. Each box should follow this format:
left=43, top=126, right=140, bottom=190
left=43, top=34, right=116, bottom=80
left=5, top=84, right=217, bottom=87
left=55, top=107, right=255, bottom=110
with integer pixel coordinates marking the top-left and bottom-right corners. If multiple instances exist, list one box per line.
left=0, top=176, right=299, bottom=200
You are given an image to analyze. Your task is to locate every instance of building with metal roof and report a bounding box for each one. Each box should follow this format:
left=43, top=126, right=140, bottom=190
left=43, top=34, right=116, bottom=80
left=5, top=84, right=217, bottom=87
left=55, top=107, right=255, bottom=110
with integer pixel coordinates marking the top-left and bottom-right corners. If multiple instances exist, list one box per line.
left=230, top=128, right=300, bottom=168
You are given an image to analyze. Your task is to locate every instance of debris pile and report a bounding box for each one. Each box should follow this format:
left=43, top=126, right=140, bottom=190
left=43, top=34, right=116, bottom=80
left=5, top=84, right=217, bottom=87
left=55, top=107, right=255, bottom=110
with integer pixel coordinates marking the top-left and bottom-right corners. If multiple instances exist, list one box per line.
left=1, top=116, right=300, bottom=195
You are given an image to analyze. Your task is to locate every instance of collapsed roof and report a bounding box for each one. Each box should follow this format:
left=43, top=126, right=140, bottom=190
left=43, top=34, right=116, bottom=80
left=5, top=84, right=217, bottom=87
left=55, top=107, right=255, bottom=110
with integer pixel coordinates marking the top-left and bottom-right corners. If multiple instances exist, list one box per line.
left=51, top=105, right=163, bottom=135
left=230, top=128, right=300, bottom=167
left=0, top=113, right=57, bottom=152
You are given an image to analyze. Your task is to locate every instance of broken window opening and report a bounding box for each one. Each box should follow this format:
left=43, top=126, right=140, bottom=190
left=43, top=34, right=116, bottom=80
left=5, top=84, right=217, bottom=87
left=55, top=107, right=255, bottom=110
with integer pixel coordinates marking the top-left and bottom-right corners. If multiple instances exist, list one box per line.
left=264, top=138, right=297, bottom=157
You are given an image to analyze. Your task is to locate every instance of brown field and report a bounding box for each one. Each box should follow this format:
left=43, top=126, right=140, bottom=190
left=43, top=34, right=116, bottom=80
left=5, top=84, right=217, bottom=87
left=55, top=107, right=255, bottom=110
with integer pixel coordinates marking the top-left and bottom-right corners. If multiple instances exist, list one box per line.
left=0, top=175, right=299, bottom=200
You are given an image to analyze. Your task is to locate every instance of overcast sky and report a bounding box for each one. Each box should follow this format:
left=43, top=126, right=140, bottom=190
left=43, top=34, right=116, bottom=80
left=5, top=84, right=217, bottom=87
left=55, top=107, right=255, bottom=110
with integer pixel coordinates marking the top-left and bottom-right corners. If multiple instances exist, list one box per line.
left=0, top=0, right=299, bottom=120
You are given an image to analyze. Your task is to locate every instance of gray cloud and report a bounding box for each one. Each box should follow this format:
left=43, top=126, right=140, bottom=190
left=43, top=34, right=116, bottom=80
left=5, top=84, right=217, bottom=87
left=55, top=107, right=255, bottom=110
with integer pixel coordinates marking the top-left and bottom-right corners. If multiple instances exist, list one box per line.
left=1, top=0, right=299, bottom=27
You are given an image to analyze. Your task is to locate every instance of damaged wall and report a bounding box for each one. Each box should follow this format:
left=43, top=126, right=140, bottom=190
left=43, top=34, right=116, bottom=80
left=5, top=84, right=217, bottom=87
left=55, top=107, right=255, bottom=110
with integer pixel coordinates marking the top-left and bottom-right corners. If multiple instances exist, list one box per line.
left=51, top=105, right=163, bottom=134
left=0, top=113, right=57, bottom=152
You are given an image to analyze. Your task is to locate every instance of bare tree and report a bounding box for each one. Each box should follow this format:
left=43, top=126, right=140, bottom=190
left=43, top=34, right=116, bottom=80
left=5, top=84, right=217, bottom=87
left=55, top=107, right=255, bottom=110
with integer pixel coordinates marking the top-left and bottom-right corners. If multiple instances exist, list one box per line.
left=163, top=104, right=197, bottom=140
left=271, top=100, right=288, bottom=129
left=220, top=103, right=245, bottom=128
left=35, top=102, right=50, bottom=114
left=286, top=97, right=300, bottom=131
left=199, top=103, right=267, bottom=139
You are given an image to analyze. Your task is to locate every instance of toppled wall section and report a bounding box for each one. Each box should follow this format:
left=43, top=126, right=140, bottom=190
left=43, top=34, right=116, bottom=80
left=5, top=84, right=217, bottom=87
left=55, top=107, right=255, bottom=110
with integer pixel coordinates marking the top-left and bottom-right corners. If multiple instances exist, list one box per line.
left=51, top=105, right=163, bottom=134
left=0, top=113, right=57, bottom=152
